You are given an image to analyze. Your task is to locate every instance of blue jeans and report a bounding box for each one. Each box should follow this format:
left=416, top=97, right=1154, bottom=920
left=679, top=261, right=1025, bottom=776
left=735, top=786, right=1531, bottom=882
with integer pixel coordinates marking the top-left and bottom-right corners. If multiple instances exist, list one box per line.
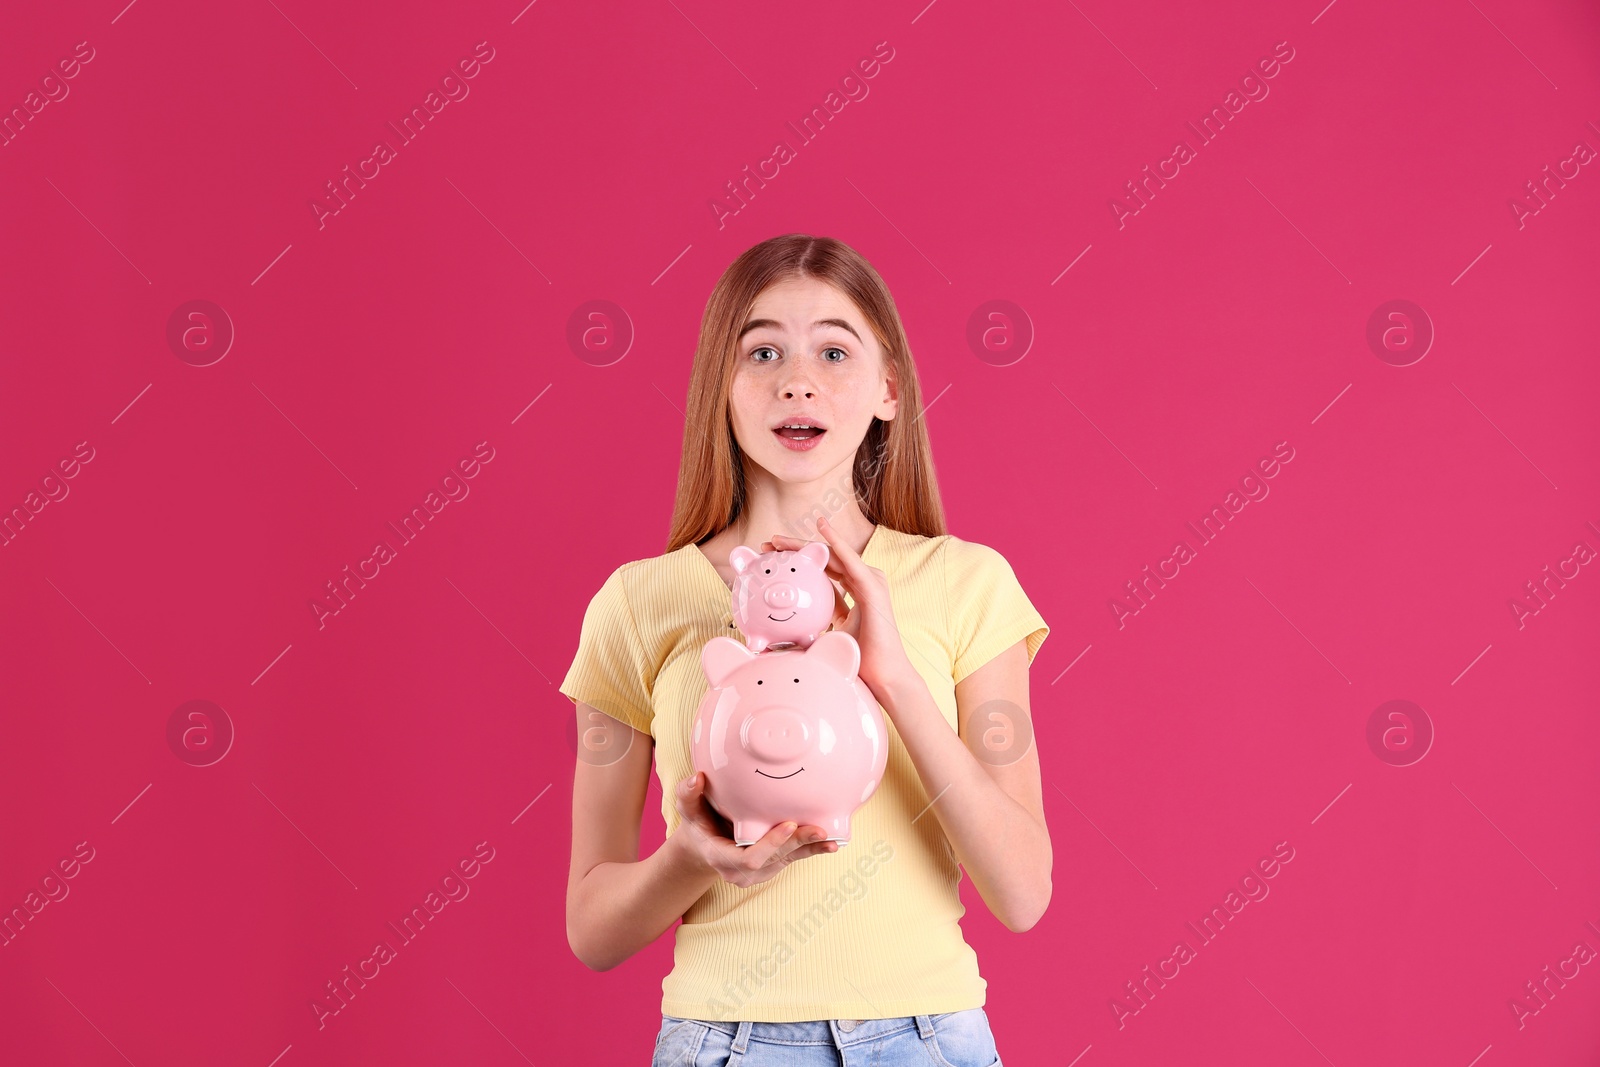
left=649, top=1008, right=1003, bottom=1066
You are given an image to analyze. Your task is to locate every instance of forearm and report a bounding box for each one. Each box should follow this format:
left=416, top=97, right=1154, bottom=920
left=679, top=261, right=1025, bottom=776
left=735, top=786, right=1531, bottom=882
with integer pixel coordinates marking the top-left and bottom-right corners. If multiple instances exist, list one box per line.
left=878, top=669, right=1052, bottom=930
left=568, top=828, right=718, bottom=971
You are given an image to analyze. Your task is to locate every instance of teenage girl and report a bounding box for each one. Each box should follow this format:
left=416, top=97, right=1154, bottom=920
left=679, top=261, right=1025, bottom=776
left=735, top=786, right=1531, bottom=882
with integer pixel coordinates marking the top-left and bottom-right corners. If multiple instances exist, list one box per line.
left=563, top=234, right=1050, bottom=1066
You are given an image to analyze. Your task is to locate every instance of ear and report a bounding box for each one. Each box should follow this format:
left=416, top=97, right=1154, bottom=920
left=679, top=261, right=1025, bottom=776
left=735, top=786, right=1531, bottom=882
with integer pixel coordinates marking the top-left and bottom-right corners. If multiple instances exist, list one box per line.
left=797, top=541, right=830, bottom=570
left=876, top=360, right=899, bottom=421
left=702, top=636, right=755, bottom=687
left=807, top=631, right=861, bottom=678
left=729, top=546, right=760, bottom=575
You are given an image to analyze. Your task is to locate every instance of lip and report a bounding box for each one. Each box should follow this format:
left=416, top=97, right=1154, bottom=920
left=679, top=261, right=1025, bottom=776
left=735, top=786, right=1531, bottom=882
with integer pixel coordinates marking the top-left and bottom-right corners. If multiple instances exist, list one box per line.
left=772, top=427, right=826, bottom=452
left=766, top=612, right=796, bottom=622
left=754, top=767, right=804, bottom=779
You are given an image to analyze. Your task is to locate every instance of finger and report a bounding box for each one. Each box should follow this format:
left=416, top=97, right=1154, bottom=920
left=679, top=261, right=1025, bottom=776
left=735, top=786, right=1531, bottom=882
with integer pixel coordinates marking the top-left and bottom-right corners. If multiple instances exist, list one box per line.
left=762, top=534, right=842, bottom=582
left=812, top=515, right=856, bottom=565
left=830, top=580, right=851, bottom=627
left=812, top=516, right=867, bottom=585
left=784, top=841, right=841, bottom=862
left=678, top=774, right=733, bottom=837
left=673, top=776, right=712, bottom=834
left=765, top=534, right=850, bottom=593
left=675, top=771, right=707, bottom=808
left=774, top=825, right=828, bottom=855
left=743, top=821, right=799, bottom=865
left=765, top=535, right=807, bottom=556
left=779, top=824, right=840, bottom=856
left=672, top=773, right=696, bottom=813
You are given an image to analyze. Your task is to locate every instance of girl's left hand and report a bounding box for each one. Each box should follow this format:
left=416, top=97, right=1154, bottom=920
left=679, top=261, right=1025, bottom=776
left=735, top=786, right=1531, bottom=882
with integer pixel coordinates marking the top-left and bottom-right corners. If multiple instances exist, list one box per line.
left=761, top=514, right=916, bottom=703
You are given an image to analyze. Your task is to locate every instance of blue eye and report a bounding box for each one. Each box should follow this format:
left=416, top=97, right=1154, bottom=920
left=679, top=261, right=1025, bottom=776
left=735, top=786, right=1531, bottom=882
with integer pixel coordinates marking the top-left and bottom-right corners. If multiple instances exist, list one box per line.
left=749, top=346, right=848, bottom=363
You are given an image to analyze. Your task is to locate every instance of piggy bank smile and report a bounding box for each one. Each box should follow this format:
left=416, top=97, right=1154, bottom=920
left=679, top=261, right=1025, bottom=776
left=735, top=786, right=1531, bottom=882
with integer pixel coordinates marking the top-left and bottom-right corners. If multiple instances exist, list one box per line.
left=729, top=542, right=836, bottom=653
left=692, top=629, right=888, bottom=846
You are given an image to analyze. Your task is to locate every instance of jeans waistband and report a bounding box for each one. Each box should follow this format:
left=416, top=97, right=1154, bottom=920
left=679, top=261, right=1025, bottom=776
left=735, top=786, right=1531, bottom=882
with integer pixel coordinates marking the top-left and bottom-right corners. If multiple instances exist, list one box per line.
left=670, top=1014, right=940, bottom=1049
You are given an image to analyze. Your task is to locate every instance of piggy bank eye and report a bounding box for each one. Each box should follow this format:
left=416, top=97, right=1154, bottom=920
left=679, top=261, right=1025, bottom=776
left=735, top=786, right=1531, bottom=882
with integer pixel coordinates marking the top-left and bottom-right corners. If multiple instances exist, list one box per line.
left=793, top=678, right=799, bottom=683
left=790, top=567, right=795, bottom=572
left=756, top=679, right=763, bottom=685
left=764, top=568, right=770, bottom=574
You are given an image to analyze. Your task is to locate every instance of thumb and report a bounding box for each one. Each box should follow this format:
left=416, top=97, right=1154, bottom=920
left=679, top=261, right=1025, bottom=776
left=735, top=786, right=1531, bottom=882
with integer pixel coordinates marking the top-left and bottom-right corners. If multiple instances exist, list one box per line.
left=831, top=581, right=851, bottom=626
left=675, top=772, right=701, bottom=810
left=681, top=773, right=716, bottom=817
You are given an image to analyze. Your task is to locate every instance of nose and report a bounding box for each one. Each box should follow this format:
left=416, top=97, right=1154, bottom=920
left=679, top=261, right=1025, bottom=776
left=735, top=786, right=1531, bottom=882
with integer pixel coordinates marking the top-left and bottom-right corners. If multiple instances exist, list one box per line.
left=764, top=583, right=798, bottom=609
left=779, top=368, right=817, bottom=400
left=742, top=708, right=811, bottom=763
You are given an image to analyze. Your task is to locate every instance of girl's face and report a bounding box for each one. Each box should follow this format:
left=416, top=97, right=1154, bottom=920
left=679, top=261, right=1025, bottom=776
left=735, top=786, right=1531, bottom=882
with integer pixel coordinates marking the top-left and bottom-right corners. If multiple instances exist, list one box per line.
left=728, top=276, right=897, bottom=485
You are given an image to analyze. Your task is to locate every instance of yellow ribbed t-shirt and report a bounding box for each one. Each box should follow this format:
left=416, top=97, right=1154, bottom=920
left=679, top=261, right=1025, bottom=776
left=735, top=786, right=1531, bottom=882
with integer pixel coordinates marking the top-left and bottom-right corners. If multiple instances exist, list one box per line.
left=559, top=524, right=1049, bottom=1023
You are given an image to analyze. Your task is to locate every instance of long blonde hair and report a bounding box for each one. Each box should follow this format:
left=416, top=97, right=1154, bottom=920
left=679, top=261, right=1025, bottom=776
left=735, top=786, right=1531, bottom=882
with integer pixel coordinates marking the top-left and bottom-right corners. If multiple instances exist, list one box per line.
left=666, top=234, right=947, bottom=553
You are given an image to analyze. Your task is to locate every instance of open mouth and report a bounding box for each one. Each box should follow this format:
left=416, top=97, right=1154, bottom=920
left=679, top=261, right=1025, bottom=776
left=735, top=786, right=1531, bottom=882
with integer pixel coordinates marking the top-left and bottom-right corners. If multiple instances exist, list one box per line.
left=766, top=612, right=796, bottom=622
left=772, top=419, right=827, bottom=451
left=754, top=767, right=804, bottom=779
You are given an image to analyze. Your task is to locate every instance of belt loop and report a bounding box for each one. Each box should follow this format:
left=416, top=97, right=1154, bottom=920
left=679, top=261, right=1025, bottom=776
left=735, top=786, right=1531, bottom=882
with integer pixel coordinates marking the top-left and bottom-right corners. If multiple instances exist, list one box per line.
left=731, top=1020, right=753, bottom=1054
left=915, top=1014, right=937, bottom=1038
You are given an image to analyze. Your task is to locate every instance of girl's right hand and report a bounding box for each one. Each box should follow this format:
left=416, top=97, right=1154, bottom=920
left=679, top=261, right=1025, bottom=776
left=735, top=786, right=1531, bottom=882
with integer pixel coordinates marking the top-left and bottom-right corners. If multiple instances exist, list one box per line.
left=672, top=772, right=838, bottom=888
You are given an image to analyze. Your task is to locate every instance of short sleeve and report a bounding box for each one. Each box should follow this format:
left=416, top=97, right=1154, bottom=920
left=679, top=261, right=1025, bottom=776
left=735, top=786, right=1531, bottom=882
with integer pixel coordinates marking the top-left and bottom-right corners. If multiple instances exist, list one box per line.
left=558, top=567, right=655, bottom=736
left=943, top=538, right=1050, bottom=685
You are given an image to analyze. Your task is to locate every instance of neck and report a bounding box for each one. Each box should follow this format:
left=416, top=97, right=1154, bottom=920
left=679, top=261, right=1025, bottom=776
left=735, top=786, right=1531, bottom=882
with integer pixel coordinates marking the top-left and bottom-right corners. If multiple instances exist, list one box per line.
left=732, top=462, right=875, bottom=552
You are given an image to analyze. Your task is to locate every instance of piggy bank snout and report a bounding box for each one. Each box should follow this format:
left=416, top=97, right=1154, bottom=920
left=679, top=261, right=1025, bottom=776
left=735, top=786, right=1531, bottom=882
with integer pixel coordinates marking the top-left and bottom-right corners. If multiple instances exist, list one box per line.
left=762, top=582, right=800, bottom=610
left=742, top=708, right=812, bottom=763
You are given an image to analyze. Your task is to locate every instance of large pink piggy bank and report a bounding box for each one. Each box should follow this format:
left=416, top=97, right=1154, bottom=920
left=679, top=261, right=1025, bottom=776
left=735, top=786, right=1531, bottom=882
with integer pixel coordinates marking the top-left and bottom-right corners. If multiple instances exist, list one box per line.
left=729, top=542, right=835, bottom=652
left=691, top=630, right=888, bottom=847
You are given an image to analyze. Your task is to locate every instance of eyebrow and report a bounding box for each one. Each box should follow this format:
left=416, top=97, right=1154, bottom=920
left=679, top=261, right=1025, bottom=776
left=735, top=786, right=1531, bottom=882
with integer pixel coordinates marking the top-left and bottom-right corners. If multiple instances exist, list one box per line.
left=738, top=318, right=862, bottom=343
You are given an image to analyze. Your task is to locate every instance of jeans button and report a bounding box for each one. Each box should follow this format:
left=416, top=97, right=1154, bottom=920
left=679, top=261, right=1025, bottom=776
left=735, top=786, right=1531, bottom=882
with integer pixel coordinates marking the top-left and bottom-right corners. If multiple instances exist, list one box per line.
left=838, top=1019, right=857, bottom=1032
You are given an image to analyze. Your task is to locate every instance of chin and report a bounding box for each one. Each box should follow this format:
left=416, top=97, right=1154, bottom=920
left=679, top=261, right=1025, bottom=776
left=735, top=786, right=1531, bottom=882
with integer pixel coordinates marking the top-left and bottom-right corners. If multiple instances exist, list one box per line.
left=766, top=446, right=836, bottom=472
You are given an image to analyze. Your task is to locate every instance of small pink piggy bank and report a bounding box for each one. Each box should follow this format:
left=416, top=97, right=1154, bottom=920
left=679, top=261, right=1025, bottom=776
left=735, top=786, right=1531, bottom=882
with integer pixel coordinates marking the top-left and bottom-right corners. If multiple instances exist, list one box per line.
left=691, top=631, right=888, bottom=847
left=730, top=542, right=836, bottom=652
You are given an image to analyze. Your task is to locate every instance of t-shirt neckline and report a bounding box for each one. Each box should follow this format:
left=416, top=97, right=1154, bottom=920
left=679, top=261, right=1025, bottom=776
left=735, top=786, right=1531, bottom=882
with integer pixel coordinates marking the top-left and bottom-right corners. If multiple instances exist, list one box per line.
left=686, top=523, right=883, bottom=591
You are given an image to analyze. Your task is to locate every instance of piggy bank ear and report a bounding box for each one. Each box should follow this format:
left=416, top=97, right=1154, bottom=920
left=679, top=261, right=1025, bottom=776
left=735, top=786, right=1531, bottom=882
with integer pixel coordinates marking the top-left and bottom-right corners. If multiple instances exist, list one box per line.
left=797, top=541, right=830, bottom=570
left=702, top=636, right=755, bottom=687
left=729, top=546, right=760, bottom=575
left=807, top=631, right=860, bottom=677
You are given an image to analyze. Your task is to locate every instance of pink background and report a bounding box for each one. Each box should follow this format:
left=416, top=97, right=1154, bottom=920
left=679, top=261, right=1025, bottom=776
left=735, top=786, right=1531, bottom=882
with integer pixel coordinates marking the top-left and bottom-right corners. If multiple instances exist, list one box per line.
left=3, top=0, right=1598, bottom=1064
